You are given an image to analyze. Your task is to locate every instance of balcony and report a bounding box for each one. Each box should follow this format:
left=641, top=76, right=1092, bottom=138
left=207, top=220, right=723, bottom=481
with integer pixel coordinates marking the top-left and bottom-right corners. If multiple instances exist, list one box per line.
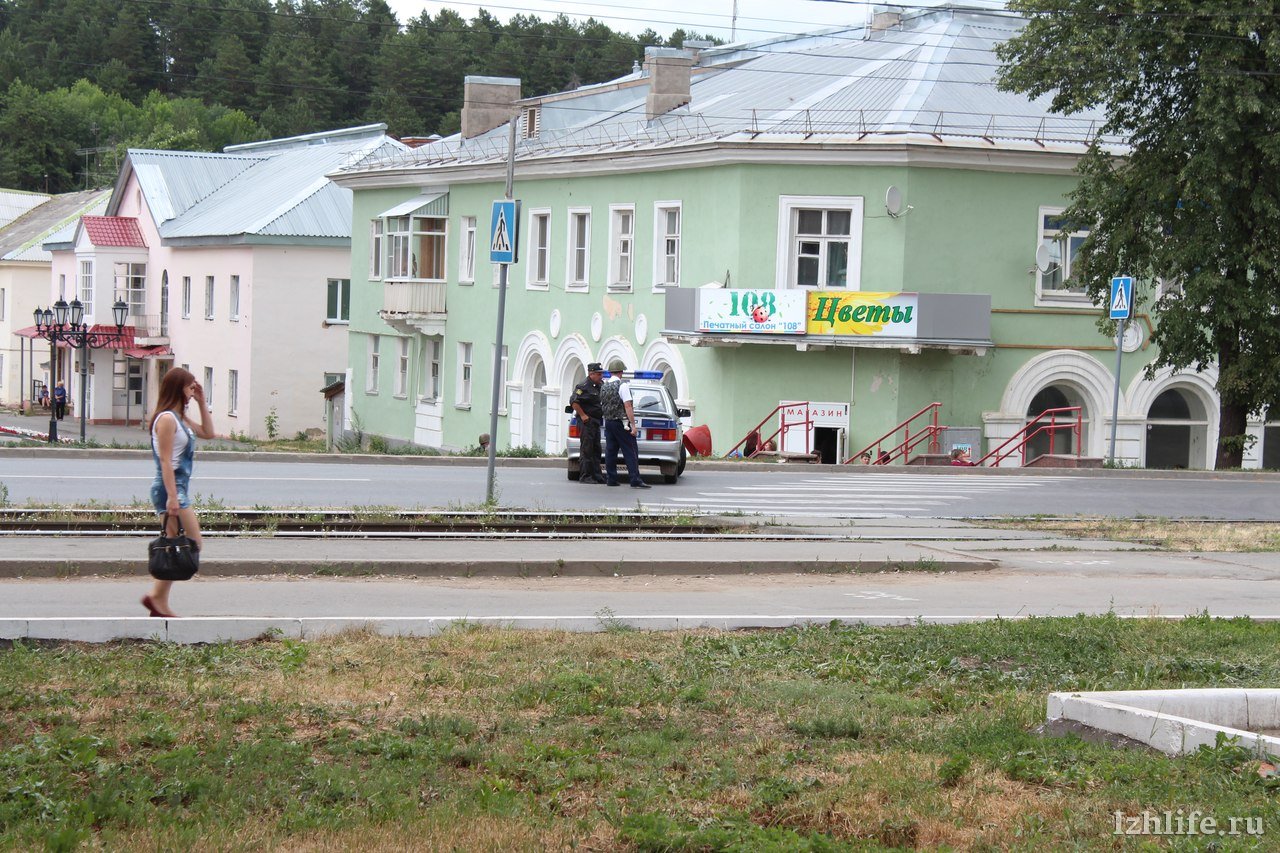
left=125, top=313, right=168, bottom=343
left=381, top=280, right=447, bottom=334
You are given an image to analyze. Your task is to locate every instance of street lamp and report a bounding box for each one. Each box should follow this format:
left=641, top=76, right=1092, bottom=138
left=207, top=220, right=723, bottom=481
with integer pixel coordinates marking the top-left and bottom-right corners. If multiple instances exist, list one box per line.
left=32, top=297, right=130, bottom=443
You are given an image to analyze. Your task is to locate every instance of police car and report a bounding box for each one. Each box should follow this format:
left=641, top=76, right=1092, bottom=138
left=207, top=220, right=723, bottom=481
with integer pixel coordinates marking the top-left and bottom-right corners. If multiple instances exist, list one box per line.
left=566, top=371, right=689, bottom=483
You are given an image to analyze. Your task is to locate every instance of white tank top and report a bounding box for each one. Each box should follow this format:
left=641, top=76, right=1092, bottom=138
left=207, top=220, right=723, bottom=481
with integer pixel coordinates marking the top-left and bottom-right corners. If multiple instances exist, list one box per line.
left=152, top=411, right=190, bottom=469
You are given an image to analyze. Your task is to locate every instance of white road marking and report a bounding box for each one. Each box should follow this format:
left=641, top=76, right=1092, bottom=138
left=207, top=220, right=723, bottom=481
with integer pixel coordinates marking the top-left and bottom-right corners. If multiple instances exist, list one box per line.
left=2, top=475, right=371, bottom=482
left=843, top=591, right=920, bottom=601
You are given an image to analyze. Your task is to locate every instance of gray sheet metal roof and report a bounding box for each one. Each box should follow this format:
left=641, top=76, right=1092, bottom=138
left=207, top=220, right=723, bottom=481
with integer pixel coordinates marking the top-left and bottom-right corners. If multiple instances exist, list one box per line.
left=342, top=7, right=1114, bottom=176
left=0, top=190, right=51, bottom=229
left=127, top=126, right=405, bottom=242
left=1, top=190, right=110, bottom=261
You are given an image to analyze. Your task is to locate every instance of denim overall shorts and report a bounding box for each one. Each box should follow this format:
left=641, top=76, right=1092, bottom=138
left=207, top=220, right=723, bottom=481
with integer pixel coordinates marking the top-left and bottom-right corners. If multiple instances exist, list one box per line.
left=150, top=411, right=195, bottom=514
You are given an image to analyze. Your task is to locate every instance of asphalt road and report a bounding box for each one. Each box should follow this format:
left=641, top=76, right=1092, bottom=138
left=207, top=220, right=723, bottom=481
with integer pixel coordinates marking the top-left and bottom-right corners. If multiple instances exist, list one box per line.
left=2, top=455, right=1279, bottom=519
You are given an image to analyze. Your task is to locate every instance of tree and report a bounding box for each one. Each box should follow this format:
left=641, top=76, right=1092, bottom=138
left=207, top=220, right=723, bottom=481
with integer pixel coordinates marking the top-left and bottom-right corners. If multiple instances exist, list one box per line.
left=998, top=1, right=1280, bottom=469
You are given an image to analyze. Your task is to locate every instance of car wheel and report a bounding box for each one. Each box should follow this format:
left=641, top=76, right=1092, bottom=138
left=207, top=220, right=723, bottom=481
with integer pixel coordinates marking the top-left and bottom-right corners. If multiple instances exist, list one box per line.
left=567, top=460, right=580, bottom=481
left=660, top=462, right=678, bottom=484
left=677, top=445, right=687, bottom=476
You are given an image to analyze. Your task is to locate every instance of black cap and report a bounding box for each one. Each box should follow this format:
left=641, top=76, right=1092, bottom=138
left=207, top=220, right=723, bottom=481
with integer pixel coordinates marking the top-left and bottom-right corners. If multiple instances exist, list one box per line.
left=587, top=362, right=603, bottom=373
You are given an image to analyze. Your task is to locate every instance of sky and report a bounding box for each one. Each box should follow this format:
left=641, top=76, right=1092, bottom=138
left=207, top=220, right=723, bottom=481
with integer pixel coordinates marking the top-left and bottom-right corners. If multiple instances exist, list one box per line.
left=384, top=0, right=890, bottom=42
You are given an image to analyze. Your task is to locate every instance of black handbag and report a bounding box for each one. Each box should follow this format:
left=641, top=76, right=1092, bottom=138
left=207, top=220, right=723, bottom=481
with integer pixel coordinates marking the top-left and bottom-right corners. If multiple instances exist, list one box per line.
left=148, top=522, right=200, bottom=581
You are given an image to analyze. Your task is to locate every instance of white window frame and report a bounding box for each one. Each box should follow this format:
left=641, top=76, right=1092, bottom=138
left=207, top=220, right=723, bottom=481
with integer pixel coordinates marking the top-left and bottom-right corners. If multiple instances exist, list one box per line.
left=460, top=216, right=477, bottom=285
left=775, top=195, right=864, bottom=290
left=491, top=343, right=509, bottom=415
left=419, top=336, right=442, bottom=402
left=229, top=275, right=240, bottom=321
left=113, top=262, right=146, bottom=317
left=204, top=276, right=215, bottom=320
left=369, top=219, right=383, bottom=279
left=386, top=215, right=446, bottom=281
left=79, top=260, right=94, bottom=316
left=566, top=207, right=591, bottom=291
left=58, top=274, right=66, bottom=299
left=395, top=337, right=410, bottom=398
left=653, top=201, right=681, bottom=289
left=526, top=209, right=551, bottom=290
left=181, top=276, right=191, bottom=319
left=366, top=335, right=380, bottom=394
left=455, top=341, right=473, bottom=408
left=227, top=369, right=238, bottom=416
left=0, top=286, right=5, bottom=321
left=326, top=278, right=351, bottom=324
left=608, top=204, right=635, bottom=292
left=203, top=367, right=214, bottom=409
left=1035, top=206, right=1090, bottom=306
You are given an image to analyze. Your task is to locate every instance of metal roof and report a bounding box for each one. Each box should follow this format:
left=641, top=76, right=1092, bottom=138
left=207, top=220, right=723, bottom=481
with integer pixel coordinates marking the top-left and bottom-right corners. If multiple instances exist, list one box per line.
left=1, top=190, right=110, bottom=261
left=123, top=127, right=406, bottom=242
left=341, top=7, right=1115, bottom=176
left=0, top=190, right=50, bottom=229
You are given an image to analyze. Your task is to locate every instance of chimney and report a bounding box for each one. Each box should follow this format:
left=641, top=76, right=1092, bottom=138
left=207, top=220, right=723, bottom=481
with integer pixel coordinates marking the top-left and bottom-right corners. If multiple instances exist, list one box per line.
left=461, top=76, right=521, bottom=139
left=644, top=47, right=693, bottom=121
left=871, top=11, right=902, bottom=32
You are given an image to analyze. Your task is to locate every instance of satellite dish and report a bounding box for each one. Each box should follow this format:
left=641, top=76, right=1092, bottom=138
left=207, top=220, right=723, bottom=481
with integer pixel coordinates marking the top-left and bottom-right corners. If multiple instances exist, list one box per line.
left=1034, top=243, right=1053, bottom=274
left=885, top=186, right=904, bottom=217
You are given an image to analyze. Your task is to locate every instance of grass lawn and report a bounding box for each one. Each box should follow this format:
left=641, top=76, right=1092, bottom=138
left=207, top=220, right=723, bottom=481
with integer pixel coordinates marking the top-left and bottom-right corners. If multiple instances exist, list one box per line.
left=994, top=518, right=1280, bottom=552
left=4, top=616, right=1280, bottom=850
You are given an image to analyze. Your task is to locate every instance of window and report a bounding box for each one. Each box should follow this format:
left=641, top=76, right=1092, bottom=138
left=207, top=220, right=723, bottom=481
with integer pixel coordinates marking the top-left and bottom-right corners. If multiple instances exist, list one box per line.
left=369, top=219, right=383, bottom=279
left=58, top=274, right=66, bottom=299
left=566, top=208, right=591, bottom=290
left=1036, top=207, right=1089, bottom=301
left=456, top=341, right=472, bottom=407
left=79, top=260, right=94, bottom=315
left=181, top=277, right=191, bottom=318
left=527, top=210, right=550, bottom=288
left=777, top=196, right=863, bottom=290
left=113, top=262, right=146, bottom=316
left=522, top=106, right=540, bottom=138
left=326, top=278, right=351, bottom=323
left=0, top=287, right=5, bottom=321
left=203, top=367, right=213, bottom=408
left=609, top=205, right=635, bottom=290
left=420, top=336, right=442, bottom=401
left=386, top=215, right=446, bottom=280
left=204, top=276, right=215, bottom=320
left=395, top=337, right=409, bottom=397
left=229, top=275, right=240, bottom=321
left=366, top=335, right=380, bottom=393
left=654, top=202, right=681, bottom=288
left=460, top=216, right=477, bottom=284
left=228, top=369, right=238, bottom=415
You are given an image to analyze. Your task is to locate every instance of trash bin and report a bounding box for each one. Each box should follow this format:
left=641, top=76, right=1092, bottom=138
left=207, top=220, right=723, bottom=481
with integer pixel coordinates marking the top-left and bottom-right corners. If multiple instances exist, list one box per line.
left=683, top=424, right=712, bottom=457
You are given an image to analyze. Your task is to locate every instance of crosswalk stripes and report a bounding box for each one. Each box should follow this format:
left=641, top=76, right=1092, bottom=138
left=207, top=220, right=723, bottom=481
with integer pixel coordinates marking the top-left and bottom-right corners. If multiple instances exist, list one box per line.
left=624, top=473, right=1076, bottom=518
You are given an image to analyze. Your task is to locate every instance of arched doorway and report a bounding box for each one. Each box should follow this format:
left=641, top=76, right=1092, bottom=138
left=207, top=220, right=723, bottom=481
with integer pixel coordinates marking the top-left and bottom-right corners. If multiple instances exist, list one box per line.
left=1025, top=384, right=1086, bottom=460
left=1145, top=387, right=1208, bottom=469
left=530, top=360, right=547, bottom=451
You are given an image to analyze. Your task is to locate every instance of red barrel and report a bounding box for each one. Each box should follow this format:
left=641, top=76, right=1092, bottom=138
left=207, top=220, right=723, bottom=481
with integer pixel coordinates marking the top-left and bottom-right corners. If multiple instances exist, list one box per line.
left=683, top=424, right=712, bottom=457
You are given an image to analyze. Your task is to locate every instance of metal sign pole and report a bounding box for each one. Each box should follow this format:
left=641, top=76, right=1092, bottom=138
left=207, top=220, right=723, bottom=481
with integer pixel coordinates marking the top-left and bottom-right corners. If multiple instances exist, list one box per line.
left=1108, top=317, right=1125, bottom=465
left=485, top=120, right=518, bottom=505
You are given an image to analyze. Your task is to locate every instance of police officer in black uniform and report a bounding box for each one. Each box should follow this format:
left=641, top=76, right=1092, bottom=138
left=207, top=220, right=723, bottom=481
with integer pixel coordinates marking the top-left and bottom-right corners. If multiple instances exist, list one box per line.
left=571, top=363, right=606, bottom=484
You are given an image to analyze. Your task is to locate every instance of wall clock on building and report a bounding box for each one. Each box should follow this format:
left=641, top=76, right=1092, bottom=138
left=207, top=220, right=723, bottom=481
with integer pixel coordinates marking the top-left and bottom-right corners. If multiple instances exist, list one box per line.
left=1115, top=322, right=1143, bottom=353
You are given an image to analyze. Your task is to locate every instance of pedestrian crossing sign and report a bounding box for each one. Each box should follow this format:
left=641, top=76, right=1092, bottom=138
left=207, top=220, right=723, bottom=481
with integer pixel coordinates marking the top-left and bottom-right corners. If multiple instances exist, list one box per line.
left=1109, top=276, right=1133, bottom=320
left=490, top=200, right=520, bottom=264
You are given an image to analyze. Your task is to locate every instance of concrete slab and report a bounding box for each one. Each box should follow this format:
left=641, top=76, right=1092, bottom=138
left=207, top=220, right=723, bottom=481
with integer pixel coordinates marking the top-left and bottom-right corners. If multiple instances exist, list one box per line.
left=1048, top=689, right=1280, bottom=756
left=0, top=619, right=26, bottom=639
left=26, top=617, right=163, bottom=643
left=164, top=618, right=302, bottom=644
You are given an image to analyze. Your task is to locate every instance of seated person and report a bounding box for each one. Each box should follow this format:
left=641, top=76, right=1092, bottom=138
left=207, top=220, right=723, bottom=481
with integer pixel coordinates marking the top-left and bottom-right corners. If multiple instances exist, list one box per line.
left=950, top=447, right=976, bottom=466
left=743, top=430, right=760, bottom=458
left=875, top=450, right=891, bottom=464
left=857, top=451, right=873, bottom=464
left=760, top=439, right=777, bottom=452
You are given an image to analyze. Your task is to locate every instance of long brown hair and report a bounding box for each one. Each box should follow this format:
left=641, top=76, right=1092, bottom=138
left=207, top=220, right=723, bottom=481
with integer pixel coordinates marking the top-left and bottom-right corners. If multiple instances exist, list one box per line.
left=149, top=367, right=195, bottom=430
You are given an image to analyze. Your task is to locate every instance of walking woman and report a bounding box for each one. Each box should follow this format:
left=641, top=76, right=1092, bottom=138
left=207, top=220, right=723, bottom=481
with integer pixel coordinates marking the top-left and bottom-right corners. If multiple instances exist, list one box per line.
left=142, top=368, right=215, bottom=617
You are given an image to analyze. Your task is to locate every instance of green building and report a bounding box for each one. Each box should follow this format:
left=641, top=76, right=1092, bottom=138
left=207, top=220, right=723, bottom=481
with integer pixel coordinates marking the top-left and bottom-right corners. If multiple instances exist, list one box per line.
left=330, top=7, right=1277, bottom=470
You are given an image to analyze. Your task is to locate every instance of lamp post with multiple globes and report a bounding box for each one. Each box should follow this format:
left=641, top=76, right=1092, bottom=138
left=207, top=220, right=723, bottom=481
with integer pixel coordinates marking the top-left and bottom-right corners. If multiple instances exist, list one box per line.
left=32, top=297, right=129, bottom=443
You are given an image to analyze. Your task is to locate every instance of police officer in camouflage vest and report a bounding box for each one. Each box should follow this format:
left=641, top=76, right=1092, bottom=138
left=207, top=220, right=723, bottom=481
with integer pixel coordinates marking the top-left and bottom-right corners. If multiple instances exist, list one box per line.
left=600, top=365, right=650, bottom=488
left=571, top=363, right=606, bottom=484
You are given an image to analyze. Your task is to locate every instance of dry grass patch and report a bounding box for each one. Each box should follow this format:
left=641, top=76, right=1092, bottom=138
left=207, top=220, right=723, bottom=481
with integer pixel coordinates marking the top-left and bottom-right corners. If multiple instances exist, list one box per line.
left=996, top=517, right=1280, bottom=551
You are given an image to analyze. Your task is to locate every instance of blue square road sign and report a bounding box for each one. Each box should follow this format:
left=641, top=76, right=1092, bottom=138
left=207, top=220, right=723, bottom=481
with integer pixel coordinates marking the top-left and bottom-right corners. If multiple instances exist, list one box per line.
left=490, top=200, right=519, bottom=264
left=1109, top=276, right=1133, bottom=320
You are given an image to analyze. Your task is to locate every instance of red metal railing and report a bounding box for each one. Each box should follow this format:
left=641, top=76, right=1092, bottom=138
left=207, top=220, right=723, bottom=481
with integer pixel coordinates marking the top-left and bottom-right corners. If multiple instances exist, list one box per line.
left=976, top=406, right=1082, bottom=467
left=724, top=403, right=816, bottom=458
left=844, top=402, right=944, bottom=465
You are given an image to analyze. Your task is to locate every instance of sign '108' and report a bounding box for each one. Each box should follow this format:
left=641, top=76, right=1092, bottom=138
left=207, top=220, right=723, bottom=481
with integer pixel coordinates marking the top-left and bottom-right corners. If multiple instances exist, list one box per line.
left=728, top=290, right=777, bottom=317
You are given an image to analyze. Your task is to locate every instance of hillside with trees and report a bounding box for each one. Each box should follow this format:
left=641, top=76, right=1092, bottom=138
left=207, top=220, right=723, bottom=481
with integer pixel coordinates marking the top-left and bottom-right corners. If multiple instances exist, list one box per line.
left=0, top=0, right=715, bottom=192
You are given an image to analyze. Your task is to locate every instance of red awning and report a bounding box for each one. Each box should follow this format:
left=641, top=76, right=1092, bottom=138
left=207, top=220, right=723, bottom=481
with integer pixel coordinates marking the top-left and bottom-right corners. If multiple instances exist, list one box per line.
left=123, top=345, right=172, bottom=359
